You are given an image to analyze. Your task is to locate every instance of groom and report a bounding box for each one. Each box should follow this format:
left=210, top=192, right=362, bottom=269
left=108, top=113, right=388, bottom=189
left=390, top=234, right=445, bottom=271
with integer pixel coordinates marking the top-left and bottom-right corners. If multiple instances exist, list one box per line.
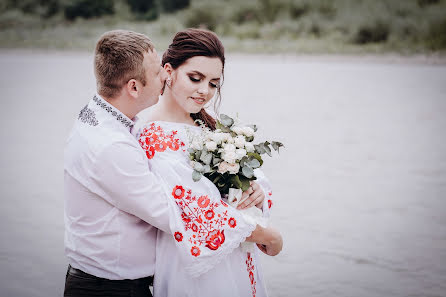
left=64, top=30, right=282, bottom=297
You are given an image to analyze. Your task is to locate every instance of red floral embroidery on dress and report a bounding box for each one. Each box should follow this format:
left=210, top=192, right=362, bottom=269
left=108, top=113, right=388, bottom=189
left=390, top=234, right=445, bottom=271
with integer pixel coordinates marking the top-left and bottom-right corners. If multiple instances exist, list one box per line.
left=171, top=185, right=236, bottom=256
left=246, top=252, right=257, bottom=297
left=228, top=217, right=237, bottom=228
left=139, top=123, right=185, bottom=159
left=174, top=232, right=183, bottom=242
left=191, top=246, right=201, bottom=257
left=267, top=191, right=273, bottom=209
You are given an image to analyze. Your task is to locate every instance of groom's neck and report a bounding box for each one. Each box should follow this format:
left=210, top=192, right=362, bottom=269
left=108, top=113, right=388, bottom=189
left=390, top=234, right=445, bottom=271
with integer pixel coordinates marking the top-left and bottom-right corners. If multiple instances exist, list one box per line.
left=100, top=93, right=137, bottom=120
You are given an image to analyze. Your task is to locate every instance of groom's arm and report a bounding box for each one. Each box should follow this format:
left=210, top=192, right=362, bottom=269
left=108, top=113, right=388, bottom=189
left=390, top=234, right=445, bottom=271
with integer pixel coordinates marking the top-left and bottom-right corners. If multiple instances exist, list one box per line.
left=89, top=142, right=172, bottom=233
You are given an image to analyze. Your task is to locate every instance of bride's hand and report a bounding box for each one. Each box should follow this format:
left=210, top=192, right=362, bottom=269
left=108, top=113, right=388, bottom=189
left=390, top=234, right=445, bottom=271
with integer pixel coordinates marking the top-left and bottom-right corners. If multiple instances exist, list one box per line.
left=237, top=181, right=265, bottom=210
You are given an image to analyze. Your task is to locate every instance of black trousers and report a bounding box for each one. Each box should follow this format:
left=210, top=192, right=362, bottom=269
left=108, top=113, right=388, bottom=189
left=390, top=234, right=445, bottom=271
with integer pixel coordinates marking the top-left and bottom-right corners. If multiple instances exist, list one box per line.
left=64, top=265, right=153, bottom=297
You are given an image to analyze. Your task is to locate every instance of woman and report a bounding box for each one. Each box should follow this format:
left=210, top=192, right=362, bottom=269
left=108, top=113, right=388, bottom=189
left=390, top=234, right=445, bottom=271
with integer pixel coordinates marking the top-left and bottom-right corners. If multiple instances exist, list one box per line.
left=137, top=28, right=280, bottom=297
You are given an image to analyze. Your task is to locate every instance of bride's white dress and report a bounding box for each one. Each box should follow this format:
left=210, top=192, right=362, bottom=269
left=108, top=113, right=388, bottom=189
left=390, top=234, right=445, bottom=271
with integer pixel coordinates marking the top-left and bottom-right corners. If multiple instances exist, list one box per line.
left=137, top=121, right=274, bottom=297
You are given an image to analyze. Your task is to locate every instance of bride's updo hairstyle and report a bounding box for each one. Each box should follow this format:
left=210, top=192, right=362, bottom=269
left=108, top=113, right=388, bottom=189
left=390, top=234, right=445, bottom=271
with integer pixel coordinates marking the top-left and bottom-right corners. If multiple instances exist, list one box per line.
left=162, top=28, right=225, bottom=130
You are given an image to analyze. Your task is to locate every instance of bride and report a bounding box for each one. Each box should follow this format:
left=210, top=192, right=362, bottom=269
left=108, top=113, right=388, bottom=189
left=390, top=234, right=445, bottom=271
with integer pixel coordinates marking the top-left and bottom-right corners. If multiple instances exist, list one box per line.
left=136, top=28, right=282, bottom=297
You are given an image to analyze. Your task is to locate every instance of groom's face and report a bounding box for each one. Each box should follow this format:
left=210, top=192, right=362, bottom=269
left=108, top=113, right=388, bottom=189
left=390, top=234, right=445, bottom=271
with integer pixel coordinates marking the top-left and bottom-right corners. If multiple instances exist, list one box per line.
left=139, top=49, right=166, bottom=109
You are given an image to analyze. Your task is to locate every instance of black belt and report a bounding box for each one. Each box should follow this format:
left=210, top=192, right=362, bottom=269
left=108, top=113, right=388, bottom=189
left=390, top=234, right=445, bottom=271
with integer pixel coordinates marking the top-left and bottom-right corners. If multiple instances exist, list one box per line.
left=68, top=265, right=153, bottom=286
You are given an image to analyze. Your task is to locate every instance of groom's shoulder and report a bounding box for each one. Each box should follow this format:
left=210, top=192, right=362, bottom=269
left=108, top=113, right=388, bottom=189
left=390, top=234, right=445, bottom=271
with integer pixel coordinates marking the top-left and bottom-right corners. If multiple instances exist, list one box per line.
left=66, top=120, right=141, bottom=161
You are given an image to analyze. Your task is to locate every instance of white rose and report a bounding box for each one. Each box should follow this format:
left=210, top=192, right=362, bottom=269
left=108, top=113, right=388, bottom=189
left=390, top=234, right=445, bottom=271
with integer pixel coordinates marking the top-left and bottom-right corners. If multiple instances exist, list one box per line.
left=245, top=142, right=255, bottom=152
left=223, top=133, right=234, bottom=144
left=242, top=127, right=255, bottom=137
left=235, top=148, right=247, bottom=160
left=222, top=151, right=237, bottom=164
left=218, top=161, right=240, bottom=174
left=205, top=141, right=217, bottom=151
left=234, top=135, right=246, bottom=148
left=227, top=162, right=240, bottom=174
left=231, top=126, right=244, bottom=135
left=217, top=161, right=230, bottom=174
left=211, top=132, right=225, bottom=144
left=191, top=139, right=203, bottom=150
left=223, top=143, right=236, bottom=153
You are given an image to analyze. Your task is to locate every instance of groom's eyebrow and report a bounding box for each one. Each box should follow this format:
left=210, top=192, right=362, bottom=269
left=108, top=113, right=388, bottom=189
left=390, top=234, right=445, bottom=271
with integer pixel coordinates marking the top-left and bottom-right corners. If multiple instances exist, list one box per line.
left=189, top=70, right=220, bottom=81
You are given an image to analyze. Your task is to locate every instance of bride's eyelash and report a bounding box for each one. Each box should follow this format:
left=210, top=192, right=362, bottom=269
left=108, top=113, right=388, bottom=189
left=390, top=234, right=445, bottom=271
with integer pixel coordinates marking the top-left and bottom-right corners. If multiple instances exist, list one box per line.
left=189, top=76, right=219, bottom=88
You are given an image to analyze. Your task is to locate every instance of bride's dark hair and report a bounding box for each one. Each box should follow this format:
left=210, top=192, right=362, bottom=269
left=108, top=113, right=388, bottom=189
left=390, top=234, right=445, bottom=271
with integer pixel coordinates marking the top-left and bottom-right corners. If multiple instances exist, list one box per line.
left=162, top=28, right=225, bottom=130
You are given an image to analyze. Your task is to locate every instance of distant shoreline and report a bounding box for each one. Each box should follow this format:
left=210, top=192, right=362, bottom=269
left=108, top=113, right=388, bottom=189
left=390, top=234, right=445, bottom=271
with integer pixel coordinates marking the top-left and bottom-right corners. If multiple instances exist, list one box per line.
left=1, top=49, right=445, bottom=65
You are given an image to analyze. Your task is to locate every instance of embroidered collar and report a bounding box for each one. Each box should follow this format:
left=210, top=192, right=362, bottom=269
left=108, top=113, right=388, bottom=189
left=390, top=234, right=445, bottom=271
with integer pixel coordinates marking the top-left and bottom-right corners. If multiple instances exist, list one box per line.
left=93, top=94, right=134, bottom=129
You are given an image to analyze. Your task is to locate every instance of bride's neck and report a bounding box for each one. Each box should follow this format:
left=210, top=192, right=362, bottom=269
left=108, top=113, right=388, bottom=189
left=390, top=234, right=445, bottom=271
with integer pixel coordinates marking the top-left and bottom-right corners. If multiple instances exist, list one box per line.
left=150, top=94, right=194, bottom=125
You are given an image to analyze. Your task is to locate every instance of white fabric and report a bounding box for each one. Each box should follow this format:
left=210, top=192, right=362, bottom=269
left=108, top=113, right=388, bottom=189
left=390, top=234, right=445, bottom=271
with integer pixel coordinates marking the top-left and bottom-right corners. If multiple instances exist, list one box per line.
left=64, top=94, right=174, bottom=280
left=136, top=121, right=271, bottom=297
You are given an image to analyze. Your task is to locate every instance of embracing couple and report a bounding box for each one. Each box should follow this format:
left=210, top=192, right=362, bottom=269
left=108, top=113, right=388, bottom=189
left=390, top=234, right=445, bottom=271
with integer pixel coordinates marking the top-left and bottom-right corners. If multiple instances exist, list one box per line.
left=64, top=28, right=283, bottom=297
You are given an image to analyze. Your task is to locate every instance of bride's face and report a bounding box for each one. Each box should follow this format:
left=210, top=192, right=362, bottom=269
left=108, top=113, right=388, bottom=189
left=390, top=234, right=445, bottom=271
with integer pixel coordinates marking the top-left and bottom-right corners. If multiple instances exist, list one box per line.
left=166, top=56, right=223, bottom=114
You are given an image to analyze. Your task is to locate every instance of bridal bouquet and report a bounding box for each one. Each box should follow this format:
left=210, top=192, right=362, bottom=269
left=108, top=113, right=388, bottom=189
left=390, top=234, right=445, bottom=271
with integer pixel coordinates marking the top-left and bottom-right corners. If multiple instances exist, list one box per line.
left=188, top=114, right=283, bottom=195
left=188, top=114, right=283, bottom=252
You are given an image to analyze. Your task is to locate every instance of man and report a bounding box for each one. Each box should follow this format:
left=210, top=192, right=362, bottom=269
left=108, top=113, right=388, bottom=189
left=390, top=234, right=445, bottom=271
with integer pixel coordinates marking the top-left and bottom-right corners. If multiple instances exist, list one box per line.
left=64, top=30, right=282, bottom=297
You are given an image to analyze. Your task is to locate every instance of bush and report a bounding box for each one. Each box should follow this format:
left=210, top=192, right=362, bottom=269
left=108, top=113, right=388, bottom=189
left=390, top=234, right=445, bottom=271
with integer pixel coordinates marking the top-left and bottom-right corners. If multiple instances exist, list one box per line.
left=425, top=18, right=446, bottom=50
left=64, top=0, right=114, bottom=21
left=184, top=3, right=220, bottom=31
left=126, top=0, right=156, bottom=13
left=353, top=22, right=390, bottom=44
left=161, top=0, right=190, bottom=13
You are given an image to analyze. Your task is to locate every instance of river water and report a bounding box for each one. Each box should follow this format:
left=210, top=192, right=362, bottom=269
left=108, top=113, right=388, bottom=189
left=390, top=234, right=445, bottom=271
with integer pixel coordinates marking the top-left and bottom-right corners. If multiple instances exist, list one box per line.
left=0, top=51, right=445, bottom=297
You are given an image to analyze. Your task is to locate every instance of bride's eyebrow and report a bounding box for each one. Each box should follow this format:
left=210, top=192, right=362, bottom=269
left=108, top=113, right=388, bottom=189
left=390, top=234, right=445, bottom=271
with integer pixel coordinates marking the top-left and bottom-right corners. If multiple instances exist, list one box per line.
left=188, top=70, right=220, bottom=81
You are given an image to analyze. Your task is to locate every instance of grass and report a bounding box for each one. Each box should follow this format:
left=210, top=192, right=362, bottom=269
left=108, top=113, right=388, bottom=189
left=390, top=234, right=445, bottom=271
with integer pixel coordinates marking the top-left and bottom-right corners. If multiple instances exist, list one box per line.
left=1, top=0, right=446, bottom=55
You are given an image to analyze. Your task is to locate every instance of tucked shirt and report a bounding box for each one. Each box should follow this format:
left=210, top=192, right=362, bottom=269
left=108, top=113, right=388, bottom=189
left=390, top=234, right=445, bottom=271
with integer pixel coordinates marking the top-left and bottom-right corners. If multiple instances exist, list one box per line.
left=64, top=94, right=172, bottom=280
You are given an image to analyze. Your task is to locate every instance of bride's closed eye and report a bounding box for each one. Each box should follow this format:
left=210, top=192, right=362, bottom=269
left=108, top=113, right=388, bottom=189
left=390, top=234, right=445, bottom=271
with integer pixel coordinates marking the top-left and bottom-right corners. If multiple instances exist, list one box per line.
left=189, top=76, right=219, bottom=89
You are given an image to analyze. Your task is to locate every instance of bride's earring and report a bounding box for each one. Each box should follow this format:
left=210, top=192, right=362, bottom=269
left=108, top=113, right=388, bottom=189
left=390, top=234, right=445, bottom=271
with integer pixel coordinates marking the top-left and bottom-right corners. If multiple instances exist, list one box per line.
left=166, top=77, right=172, bottom=88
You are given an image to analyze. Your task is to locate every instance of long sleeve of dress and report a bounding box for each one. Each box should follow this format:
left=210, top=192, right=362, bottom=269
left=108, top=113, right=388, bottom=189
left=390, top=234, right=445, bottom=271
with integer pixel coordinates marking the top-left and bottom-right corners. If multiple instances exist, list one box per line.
left=137, top=122, right=257, bottom=277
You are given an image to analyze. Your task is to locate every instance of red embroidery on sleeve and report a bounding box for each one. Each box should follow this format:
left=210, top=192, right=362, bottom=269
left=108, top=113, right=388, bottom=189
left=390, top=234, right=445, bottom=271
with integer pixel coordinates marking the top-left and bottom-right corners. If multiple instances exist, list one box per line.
left=246, top=252, right=257, bottom=297
left=171, top=185, right=237, bottom=256
left=268, top=199, right=273, bottom=209
left=139, top=123, right=185, bottom=159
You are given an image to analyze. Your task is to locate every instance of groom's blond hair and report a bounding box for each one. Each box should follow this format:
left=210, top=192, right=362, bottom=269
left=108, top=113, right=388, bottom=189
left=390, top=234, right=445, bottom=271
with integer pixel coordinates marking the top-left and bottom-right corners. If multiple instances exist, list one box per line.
left=94, top=30, right=154, bottom=98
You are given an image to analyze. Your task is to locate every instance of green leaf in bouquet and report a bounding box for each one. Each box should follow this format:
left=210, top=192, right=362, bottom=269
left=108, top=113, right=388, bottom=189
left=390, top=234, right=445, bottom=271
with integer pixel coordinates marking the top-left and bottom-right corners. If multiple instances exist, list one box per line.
left=240, top=156, right=249, bottom=167
left=247, top=158, right=261, bottom=169
left=254, top=144, right=266, bottom=154
left=194, top=150, right=202, bottom=160
left=230, top=175, right=242, bottom=189
left=220, top=125, right=231, bottom=133
left=220, top=114, right=234, bottom=127
left=239, top=175, right=251, bottom=191
left=245, top=136, right=254, bottom=142
left=271, top=141, right=284, bottom=152
left=200, top=152, right=212, bottom=165
left=212, top=157, right=222, bottom=165
left=242, top=165, right=254, bottom=178
left=192, top=170, right=202, bottom=182
left=262, top=142, right=272, bottom=157
left=247, top=152, right=263, bottom=166
left=203, top=164, right=211, bottom=173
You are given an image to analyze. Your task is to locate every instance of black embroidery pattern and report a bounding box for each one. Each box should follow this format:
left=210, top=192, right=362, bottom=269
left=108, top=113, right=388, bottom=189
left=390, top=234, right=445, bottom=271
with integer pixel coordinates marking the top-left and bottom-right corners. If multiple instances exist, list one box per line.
left=93, top=95, right=134, bottom=128
left=78, top=105, right=99, bottom=126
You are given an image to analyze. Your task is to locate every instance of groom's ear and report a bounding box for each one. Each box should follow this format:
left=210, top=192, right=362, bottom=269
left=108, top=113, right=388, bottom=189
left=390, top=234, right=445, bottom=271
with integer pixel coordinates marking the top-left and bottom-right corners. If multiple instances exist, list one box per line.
left=126, top=79, right=139, bottom=98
